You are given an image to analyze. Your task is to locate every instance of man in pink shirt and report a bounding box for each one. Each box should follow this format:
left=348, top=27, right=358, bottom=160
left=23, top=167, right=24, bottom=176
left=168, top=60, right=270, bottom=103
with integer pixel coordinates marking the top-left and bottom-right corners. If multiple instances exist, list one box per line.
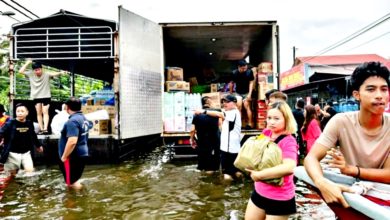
left=305, top=62, right=390, bottom=208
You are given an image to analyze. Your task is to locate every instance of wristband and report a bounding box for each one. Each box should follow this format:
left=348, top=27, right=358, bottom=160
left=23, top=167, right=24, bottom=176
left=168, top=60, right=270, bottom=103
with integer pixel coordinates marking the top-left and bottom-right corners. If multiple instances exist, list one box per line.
left=356, top=165, right=360, bottom=181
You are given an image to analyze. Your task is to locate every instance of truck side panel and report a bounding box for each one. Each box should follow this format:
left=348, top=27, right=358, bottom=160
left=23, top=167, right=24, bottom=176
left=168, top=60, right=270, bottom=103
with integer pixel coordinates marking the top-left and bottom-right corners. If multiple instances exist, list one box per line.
left=118, top=7, right=163, bottom=139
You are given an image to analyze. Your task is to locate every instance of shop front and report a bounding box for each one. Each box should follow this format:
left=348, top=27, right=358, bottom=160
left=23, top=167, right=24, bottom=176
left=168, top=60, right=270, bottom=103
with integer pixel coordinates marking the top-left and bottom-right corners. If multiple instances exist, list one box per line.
left=280, top=54, right=390, bottom=112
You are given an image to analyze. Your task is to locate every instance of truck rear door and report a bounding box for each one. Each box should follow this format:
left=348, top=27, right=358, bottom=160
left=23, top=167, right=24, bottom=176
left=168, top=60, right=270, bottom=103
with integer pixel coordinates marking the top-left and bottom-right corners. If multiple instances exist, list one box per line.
left=118, top=6, right=163, bottom=139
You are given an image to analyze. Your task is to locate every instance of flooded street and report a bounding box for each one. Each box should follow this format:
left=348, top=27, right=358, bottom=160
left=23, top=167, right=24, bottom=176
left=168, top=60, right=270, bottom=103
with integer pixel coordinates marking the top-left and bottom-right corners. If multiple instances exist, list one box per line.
left=0, top=146, right=335, bottom=219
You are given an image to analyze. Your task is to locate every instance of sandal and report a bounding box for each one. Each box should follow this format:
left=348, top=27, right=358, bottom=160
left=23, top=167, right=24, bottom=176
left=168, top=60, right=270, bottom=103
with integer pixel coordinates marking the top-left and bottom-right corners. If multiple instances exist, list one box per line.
left=38, top=130, right=48, bottom=135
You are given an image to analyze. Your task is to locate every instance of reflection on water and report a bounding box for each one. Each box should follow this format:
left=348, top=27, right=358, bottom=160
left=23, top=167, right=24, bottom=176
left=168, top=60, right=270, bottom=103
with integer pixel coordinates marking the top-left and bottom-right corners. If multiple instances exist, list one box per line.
left=0, top=146, right=335, bottom=219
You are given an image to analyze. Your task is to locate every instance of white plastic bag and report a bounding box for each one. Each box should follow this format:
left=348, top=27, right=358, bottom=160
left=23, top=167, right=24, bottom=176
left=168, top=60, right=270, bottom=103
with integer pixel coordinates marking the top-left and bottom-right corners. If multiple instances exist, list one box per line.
left=51, top=108, right=69, bottom=135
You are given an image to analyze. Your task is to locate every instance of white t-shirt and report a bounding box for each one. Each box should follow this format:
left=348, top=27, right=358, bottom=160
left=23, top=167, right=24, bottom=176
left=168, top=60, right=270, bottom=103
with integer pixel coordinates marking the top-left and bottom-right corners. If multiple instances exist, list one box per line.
left=316, top=111, right=390, bottom=168
left=25, top=71, right=51, bottom=99
left=220, top=108, right=242, bottom=153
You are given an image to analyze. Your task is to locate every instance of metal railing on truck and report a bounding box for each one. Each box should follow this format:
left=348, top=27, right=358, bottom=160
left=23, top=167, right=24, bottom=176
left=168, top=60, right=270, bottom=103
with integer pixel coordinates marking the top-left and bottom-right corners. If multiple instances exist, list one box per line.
left=14, top=26, right=114, bottom=59
left=13, top=72, right=104, bottom=101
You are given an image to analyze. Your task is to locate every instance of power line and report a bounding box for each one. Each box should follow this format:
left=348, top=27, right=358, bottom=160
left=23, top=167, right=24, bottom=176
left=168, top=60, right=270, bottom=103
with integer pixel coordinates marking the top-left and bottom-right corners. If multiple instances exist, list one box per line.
left=10, top=0, right=39, bottom=19
left=0, top=0, right=32, bottom=20
left=344, top=31, right=390, bottom=53
left=0, top=10, right=21, bottom=22
left=315, top=13, right=390, bottom=56
left=298, top=12, right=390, bottom=64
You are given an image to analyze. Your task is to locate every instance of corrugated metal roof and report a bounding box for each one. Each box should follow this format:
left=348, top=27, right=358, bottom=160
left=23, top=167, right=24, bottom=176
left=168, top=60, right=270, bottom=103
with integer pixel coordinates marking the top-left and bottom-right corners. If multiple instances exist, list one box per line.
left=294, top=54, right=389, bottom=67
left=280, top=54, right=390, bottom=91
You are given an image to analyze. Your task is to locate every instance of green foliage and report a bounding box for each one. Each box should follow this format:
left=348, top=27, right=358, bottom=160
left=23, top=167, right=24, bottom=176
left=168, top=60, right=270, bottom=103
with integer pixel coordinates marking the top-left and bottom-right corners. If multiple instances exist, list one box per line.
left=0, top=37, right=105, bottom=108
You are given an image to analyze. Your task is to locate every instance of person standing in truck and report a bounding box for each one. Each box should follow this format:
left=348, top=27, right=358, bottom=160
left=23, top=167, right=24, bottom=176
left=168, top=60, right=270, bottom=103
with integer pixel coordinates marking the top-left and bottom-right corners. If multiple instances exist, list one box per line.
left=59, top=97, right=92, bottom=190
left=19, top=59, right=66, bottom=134
left=229, top=60, right=255, bottom=129
left=190, top=96, right=221, bottom=174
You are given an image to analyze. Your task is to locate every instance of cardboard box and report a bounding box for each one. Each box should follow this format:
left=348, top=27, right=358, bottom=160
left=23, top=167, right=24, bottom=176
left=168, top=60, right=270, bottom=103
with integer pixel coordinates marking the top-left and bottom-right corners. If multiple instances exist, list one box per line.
left=167, top=67, right=184, bottom=81
left=166, top=81, right=190, bottom=92
left=94, top=106, right=115, bottom=119
left=210, top=83, right=218, bottom=92
left=257, top=110, right=267, bottom=120
left=256, top=119, right=266, bottom=129
left=257, top=100, right=267, bottom=110
left=258, top=82, right=268, bottom=100
left=81, top=105, right=95, bottom=114
left=258, top=62, right=273, bottom=73
left=202, top=92, right=221, bottom=109
left=82, top=105, right=115, bottom=119
left=89, top=119, right=109, bottom=135
left=86, top=99, right=94, bottom=105
left=257, top=72, right=267, bottom=84
left=188, top=77, right=198, bottom=86
left=111, top=118, right=117, bottom=134
left=94, top=99, right=106, bottom=106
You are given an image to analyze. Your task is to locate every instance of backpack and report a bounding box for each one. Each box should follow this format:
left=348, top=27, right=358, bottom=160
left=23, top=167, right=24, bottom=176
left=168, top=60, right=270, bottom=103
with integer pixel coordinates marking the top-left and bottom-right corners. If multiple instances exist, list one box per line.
left=234, top=134, right=286, bottom=186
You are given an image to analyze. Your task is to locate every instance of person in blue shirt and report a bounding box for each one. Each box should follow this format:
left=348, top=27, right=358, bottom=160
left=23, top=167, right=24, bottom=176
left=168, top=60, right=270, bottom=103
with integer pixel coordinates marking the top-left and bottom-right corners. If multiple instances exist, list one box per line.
left=58, top=97, right=92, bottom=189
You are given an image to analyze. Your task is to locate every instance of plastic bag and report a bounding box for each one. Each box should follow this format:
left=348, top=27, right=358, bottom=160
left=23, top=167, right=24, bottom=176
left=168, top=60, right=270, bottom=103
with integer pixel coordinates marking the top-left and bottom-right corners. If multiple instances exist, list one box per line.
left=234, top=134, right=283, bottom=185
left=50, top=109, right=69, bottom=135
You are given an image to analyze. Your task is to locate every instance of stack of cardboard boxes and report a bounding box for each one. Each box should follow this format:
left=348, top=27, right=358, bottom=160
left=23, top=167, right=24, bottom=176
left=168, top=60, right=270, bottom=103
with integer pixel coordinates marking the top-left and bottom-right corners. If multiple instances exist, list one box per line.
left=164, top=67, right=195, bottom=133
left=256, top=62, right=274, bottom=130
left=256, top=100, right=267, bottom=129
left=82, top=105, right=116, bottom=135
left=165, top=67, right=190, bottom=92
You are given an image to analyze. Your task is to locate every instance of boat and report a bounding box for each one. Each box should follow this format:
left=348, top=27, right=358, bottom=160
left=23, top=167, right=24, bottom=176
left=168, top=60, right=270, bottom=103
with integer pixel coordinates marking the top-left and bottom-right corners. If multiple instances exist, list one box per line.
left=294, top=166, right=390, bottom=220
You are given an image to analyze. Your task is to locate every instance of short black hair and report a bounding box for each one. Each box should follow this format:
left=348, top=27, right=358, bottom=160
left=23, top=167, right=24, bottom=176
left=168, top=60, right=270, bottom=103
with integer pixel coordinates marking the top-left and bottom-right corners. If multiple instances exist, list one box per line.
left=201, top=96, right=210, bottom=106
left=350, top=62, right=390, bottom=91
left=65, top=97, right=82, bottom=111
left=15, top=103, right=28, bottom=111
left=296, top=99, right=305, bottom=108
left=32, top=62, right=42, bottom=70
left=238, top=60, right=247, bottom=67
left=265, top=89, right=279, bottom=100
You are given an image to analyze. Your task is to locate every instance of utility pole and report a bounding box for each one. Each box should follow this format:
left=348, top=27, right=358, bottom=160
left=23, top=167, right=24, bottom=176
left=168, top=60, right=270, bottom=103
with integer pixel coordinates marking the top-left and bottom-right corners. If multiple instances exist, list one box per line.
left=292, top=46, right=297, bottom=66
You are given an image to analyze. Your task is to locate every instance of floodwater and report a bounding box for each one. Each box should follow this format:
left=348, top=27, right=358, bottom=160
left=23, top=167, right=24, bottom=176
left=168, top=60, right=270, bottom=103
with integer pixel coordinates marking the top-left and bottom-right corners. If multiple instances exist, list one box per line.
left=0, top=146, right=336, bottom=219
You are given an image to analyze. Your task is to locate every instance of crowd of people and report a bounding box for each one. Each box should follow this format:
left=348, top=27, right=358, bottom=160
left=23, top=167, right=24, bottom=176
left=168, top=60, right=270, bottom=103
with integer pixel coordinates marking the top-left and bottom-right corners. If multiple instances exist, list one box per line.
left=0, top=97, right=91, bottom=190
left=190, top=61, right=390, bottom=219
left=0, top=60, right=91, bottom=190
left=0, top=59, right=389, bottom=218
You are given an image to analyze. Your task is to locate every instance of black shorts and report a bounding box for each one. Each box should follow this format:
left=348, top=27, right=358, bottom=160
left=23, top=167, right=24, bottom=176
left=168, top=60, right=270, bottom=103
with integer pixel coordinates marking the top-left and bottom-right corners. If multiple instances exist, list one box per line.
left=250, top=190, right=296, bottom=216
left=220, top=151, right=240, bottom=176
left=34, top=98, right=51, bottom=106
left=59, top=156, right=87, bottom=185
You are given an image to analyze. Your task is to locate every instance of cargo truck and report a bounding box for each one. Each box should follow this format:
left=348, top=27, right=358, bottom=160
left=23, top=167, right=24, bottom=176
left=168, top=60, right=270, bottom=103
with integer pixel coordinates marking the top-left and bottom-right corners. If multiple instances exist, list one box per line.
left=8, top=6, right=280, bottom=162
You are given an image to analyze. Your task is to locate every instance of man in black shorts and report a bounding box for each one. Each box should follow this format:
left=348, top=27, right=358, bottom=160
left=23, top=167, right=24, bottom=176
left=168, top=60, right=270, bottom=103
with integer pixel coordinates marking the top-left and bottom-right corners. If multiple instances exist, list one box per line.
left=19, top=59, right=65, bottom=134
left=229, top=60, right=255, bottom=129
left=58, top=97, right=92, bottom=189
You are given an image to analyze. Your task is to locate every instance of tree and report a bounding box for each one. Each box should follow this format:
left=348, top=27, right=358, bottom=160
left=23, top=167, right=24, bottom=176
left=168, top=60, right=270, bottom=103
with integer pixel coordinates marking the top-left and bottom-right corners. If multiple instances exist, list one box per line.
left=0, top=37, right=105, bottom=113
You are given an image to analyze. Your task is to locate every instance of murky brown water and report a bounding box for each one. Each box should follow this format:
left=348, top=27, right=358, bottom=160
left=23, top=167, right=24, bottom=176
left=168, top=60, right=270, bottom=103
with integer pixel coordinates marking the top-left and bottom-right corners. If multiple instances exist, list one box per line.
left=0, top=147, right=335, bottom=219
